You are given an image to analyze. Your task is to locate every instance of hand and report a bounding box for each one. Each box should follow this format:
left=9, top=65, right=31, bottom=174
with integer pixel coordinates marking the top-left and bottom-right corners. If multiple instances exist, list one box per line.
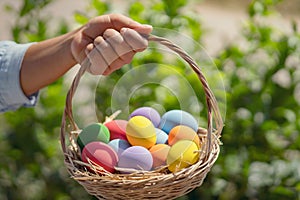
left=71, top=14, right=153, bottom=75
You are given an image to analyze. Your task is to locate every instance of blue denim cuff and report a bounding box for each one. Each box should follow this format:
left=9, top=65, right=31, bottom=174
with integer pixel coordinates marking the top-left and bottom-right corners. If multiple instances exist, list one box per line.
left=0, top=41, right=38, bottom=113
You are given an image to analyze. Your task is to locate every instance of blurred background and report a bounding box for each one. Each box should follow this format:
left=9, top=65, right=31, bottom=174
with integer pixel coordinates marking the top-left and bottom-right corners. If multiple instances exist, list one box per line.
left=0, top=0, right=300, bottom=199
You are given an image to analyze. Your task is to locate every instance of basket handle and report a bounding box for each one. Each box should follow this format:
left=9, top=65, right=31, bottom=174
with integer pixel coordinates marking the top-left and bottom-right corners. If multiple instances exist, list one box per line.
left=60, top=34, right=224, bottom=155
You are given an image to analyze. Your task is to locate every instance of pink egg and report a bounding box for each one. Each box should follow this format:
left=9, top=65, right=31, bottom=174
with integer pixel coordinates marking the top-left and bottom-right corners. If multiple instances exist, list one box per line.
left=117, top=146, right=153, bottom=172
left=81, top=142, right=119, bottom=173
left=149, top=144, right=170, bottom=169
left=104, top=120, right=128, bottom=141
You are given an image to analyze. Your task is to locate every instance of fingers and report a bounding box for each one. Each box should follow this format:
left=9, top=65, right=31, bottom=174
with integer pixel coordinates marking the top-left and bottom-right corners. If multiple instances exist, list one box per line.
left=94, top=35, right=118, bottom=68
left=85, top=28, right=148, bottom=75
left=85, top=43, right=107, bottom=75
left=120, top=28, right=148, bottom=52
left=103, top=29, right=134, bottom=63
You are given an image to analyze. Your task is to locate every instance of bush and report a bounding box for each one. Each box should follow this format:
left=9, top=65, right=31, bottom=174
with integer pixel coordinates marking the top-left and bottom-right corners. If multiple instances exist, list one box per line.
left=0, top=0, right=299, bottom=199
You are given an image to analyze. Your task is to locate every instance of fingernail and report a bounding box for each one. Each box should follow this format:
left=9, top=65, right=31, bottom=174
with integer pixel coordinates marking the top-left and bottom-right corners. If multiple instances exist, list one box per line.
left=120, top=27, right=128, bottom=34
left=142, top=24, right=153, bottom=29
left=130, top=20, right=142, bottom=26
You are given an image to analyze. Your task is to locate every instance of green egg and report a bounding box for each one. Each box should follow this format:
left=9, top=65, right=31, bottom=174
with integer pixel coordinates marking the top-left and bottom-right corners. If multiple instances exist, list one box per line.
left=77, top=123, right=110, bottom=151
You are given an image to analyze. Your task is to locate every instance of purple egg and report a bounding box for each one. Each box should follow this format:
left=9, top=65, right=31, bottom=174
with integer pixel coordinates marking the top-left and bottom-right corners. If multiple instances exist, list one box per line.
left=129, top=107, right=161, bottom=127
left=108, top=139, right=131, bottom=157
left=117, top=146, right=153, bottom=172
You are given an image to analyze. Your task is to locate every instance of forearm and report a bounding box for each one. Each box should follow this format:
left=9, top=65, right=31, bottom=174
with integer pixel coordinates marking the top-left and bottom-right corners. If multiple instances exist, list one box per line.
left=20, top=28, right=81, bottom=96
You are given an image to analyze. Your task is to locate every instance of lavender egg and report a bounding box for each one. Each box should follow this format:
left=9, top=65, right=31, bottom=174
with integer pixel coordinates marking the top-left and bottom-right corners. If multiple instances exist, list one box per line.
left=117, top=146, right=153, bottom=172
left=129, top=107, right=161, bottom=127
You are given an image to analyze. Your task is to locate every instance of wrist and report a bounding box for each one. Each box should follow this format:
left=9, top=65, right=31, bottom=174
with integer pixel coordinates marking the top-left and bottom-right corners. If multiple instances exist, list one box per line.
left=70, top=25, right=91, bottom=65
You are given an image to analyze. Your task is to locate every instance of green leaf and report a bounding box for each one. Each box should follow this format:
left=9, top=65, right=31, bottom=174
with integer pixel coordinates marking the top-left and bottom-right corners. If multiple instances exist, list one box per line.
left=272, top=186, right=295, bottom=197
left=92, top=0, right=109, bottom=15
left=128, top=1, right=145, bottom=22
left=4, top=4, right=14, bottom=12
left=74, top=12, right=89, bottom=25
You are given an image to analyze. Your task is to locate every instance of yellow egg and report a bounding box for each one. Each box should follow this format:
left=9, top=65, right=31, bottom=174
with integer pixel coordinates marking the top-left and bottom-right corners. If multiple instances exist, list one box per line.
left=126, top=116, right=156, bottom=149
left=167, top=140, right=199, bottom=173
left=168, top=125, right=201, bottom=148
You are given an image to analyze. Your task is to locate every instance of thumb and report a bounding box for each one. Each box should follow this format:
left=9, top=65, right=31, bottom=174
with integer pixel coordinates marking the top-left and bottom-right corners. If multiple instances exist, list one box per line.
left=107, top=14, right=152, bottom=35
left=109, top=15, right=152, bottom=35
left=132, top=24, right=153, bottom=35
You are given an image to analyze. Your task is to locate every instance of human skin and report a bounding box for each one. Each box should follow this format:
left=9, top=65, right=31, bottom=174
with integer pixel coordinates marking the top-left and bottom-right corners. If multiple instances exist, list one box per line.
left=20, top=14, right=152, bottom=96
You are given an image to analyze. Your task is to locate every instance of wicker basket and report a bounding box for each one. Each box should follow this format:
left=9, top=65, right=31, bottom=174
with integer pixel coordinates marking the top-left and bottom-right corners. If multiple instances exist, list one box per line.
left=60, top=34, right=224, bottom=200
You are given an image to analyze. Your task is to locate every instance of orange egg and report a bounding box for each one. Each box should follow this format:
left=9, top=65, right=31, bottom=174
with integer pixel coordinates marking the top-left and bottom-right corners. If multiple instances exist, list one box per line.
left=149, top=144, right=170, bottom=169
left=168, top=125, right=200, bottom=148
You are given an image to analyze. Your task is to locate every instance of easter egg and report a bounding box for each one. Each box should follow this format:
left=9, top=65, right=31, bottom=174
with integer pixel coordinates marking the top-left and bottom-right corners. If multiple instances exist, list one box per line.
left=129, top=107, right=161, bottom=127
left=167, top=140, right=199, bottom=173
left=159, top=110, right=198, bottom=133
left=108, top=139, right=131, bottom=157
left=104, top=120, right=128, bottom=141
left=126, top=116, right=156, bottom=149
left=155, top=128, right=168, bottom=144
left=149, top=144, right=170, bottom=169
left=81, top=141, right=118, bottom=173
left=168, top=125, right=201, bottom=148
left=118, top=146, right=153, bottom=172
left=77, top=123, right=110, bottom=151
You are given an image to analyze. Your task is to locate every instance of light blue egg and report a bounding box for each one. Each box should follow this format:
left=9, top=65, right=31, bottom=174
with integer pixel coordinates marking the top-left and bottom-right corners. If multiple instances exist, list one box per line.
left=159, top=110, right=198, bottom=133
left=108, top=139, right=131, bottom=157
left=155, top=128, right=168, bottom=144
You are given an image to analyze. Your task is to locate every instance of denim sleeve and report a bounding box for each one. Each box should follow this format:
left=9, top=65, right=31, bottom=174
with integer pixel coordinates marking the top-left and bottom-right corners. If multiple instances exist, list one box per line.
left=0, top=41, right=38, bottom=113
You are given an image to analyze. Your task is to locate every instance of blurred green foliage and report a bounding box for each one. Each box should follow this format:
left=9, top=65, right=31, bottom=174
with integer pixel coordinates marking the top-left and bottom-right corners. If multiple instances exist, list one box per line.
left=0, top=0, right=300, bottom=199
left=0, top=0, right=92, bottom=199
